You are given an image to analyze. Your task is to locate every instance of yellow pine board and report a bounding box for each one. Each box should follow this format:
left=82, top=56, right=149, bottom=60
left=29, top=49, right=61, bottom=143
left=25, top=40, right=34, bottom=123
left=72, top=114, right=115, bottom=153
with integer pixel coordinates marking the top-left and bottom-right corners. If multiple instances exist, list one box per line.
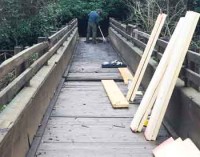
left=102, top=80, right=129, bottom=108
left=130, top=18, right=185, bottom=132
left=118, top=68, right=134, bottom=84
left=145, top=11, right=200, bottom=141
left=126, top=13, right=167, bottom=102
left=150, top=11, right=200, bottom=141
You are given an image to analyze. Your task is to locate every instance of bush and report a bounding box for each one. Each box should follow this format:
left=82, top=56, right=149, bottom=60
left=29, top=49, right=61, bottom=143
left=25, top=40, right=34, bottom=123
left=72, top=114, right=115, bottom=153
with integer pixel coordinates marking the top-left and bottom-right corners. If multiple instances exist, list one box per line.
left=0, top=0, right=129, bottom=50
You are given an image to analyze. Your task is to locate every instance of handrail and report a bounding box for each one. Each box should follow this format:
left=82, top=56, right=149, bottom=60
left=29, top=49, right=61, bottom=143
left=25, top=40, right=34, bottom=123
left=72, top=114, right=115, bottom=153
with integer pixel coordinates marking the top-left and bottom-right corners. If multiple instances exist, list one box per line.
left=48, top=19, right=78, bottom=47
left=110, top=18, right=200, bottom=91
left=0, top=43, right=49, bottom=79
left=0, top=18, right=78, bottom=105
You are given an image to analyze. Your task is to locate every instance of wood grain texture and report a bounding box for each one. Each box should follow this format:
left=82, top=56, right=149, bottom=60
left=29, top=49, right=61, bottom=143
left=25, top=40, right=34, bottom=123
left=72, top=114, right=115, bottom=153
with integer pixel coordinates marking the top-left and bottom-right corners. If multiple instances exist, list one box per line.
left=145, top=11, right=200, bottom=141
left=0, top=43, right=48, bottom=79
left=51, top=82, right=135, bottom=118
left=102, top=80, right=129, bottom=108
left=34, top=39, right=169, bottom=157
left=130, top=18, right=185, bottom=132
left=0, top=28, right=78, bottom=105
left=126, top=14, right=167, bottom=102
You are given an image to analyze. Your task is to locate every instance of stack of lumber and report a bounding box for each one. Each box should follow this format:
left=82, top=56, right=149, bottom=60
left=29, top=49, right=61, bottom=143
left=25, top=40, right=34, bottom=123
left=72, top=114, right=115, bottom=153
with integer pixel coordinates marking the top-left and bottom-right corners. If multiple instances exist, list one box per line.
left=126, top=13, right=167, bottom=102
left=102, top=13, right=167, bottom=109
left=130, top=11, right=200, bottom=140
left=130, top=17, right=185, bottom=132
left=153, top=137, right=200, bottom=157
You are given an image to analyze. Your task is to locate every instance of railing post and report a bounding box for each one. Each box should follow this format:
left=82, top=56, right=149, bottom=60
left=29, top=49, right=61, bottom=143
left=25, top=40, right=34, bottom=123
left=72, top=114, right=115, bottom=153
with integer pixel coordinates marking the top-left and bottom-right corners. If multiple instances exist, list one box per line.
left=183, top=57, right=199, bottom=90
left=14, top=46, right=23, bottom=55
left=38, top=37, right=48, bottom=65
left=131, top=29, right=139, bottom=47
left=50, top=31, right=57, bottom=35
left=134, top=29, right=139, bottom=39
left=24, top=46, right=31, bottom=87
left=126, top=24, right=137, bottom=36
left=38, top=37, right=47, bottom=43
left=184, top=56, right=190, bottom=87
left=109, top=17, right=112, bottom=27
left=14, top=46, right=23, bottom=77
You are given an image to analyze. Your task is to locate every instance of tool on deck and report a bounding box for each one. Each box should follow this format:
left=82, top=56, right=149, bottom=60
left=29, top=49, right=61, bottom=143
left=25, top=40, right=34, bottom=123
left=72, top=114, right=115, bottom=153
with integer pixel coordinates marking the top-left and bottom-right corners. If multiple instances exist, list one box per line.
left=102, top=60, right=127, bottom=68
left=98, top=26, right=107, bottom=43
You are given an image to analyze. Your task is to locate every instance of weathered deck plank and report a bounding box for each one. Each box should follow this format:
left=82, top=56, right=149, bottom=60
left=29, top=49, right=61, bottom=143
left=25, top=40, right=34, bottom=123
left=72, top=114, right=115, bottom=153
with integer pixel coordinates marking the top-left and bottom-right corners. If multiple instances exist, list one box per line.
left=51, top=82, right=136, bottom=118
left=66, top=73, right=123, bottom=81
left=33, top=38, right=169, bottom=157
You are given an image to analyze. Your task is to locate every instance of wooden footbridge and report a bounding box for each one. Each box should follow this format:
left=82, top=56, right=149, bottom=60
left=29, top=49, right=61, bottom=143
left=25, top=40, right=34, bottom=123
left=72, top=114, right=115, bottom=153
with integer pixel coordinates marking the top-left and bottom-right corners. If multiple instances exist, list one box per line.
left=0, top=17, right=200, bottom=157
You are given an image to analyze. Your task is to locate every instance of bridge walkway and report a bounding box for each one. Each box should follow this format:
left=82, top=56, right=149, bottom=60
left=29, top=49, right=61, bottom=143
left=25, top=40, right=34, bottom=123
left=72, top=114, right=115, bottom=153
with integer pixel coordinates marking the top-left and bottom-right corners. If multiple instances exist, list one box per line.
left=33, top=38, right=169, bottom=157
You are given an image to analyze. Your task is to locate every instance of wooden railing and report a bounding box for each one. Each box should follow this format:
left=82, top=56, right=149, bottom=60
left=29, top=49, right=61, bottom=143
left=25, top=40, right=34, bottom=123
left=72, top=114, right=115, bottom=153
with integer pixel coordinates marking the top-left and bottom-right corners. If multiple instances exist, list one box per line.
left=0, top=50, right=14, bottom=64
left=0, top=18, right=78, bottom=106
left=110, top=18, right=200, bottom=91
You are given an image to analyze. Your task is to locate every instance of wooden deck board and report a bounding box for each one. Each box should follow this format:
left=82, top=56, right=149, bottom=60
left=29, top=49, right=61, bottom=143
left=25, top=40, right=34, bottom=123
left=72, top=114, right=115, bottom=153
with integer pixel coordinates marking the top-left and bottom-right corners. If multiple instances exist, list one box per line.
left=102, top=80, right=129, bottom=108
left=51, top=82, right=136, bottom=118
left=66, top=73, right=123, bottom=81
left=33, top=38, right=169, bottom=157
left=36, top=143, right=154, bottom=157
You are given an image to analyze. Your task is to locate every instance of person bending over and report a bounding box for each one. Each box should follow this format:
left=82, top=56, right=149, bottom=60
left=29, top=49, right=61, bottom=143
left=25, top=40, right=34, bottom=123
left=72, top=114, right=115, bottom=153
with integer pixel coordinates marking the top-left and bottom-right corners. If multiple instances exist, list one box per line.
left=86, top=9, right=102, bottom=44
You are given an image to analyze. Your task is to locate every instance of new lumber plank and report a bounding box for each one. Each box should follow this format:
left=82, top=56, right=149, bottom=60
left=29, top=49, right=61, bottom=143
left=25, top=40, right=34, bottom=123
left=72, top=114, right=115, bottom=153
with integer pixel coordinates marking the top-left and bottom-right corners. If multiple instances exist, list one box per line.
left=102, top=80, right=129, bottom=108
left=149, top=12, right=200, bottom=141
left=126, top=13, right=167, bottom=102
left=130, top=18, right=185, bottom=132
left=153, top=138, right=183, bottom=157
left=182, top=138, right=200, bottom=157
left=152, top=137, right=174, bottom=157
left=154, top=138, right=200, bottom=157
left=118, top=68, right=134, bottom=84
left=145, top=11, right=200, bottom=141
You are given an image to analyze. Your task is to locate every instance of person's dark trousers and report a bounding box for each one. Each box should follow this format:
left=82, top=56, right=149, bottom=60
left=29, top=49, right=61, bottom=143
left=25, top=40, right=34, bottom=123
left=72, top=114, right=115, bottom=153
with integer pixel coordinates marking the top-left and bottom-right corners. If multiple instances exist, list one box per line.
left=86, top=22, right=97, bottom=43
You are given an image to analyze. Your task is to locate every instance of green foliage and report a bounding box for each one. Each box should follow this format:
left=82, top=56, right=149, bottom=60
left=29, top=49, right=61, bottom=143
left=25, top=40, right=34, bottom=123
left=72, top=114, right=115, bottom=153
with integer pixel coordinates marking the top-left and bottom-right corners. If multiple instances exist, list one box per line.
left=0, top=0, right=128, bottom=50
left=0, top=105, right=6, bottom=113
left=186, top=0, right=200, bottom=12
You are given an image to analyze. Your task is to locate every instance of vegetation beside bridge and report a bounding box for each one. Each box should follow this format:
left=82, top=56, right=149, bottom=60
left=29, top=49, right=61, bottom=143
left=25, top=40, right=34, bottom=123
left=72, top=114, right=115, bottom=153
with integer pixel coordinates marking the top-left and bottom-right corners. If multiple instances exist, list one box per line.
left=0, top=0, right=200, bottom=51
left=0, top=0, right=127, bottom=50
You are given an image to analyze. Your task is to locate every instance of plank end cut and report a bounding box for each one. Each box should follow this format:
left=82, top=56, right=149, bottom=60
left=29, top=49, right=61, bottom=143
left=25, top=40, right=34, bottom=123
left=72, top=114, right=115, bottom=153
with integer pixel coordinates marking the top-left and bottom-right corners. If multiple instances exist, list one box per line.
left=118, top=68, right=134, bottom=84
left=153, top=138, right=200, bottom=157
left=152, top=137, right=174, bottom=156
left=182, top=138, right=200, bottom=157
left=152, top=138, right=182, bottom=157
left=101, top=80, right=129, bottom=108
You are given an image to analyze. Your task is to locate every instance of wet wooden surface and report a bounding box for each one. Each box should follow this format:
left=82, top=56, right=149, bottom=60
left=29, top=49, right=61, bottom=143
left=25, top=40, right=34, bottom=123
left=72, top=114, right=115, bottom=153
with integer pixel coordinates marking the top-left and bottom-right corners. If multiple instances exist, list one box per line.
left=34, top=38, right=169, bottom=157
